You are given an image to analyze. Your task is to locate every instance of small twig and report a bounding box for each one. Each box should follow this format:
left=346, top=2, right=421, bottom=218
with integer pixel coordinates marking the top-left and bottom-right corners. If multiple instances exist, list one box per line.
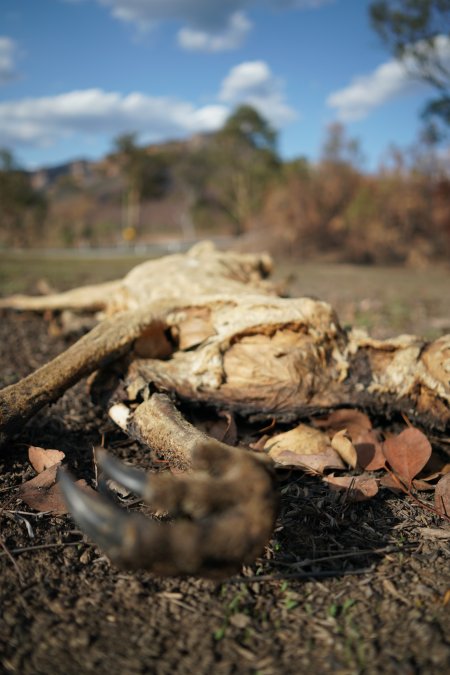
left=271, top=544, right=417, bottom=570
left=0, top=492, right=18, bottom=519
left=4, top=509, right=51, bottom=517
left=0, top=485, right=19, bottom=493
left=408, top=488, right=450, bottom=522
left=385, top=464, right=450, bottom=522
left=0, top=536, right=24, bottom=581
left=259, top=418, right=277, bottom=433
left=0, top=539, right=86, bottom=557
left=226, top=566, right=375, bottom=584
left=400, top=412, right=413, bottom=428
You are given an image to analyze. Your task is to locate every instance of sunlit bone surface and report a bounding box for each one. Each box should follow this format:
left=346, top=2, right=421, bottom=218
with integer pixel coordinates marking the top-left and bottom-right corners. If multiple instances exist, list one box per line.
left=0, top=242, right=449, bottom=577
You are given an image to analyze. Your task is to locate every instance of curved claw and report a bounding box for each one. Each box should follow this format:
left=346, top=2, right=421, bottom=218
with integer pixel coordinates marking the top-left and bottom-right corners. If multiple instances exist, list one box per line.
left=58, top=466, right=196, bottom=572
left=95, top=448, right=151, bottom=500
left=58, top=467, right=138, bottom=555
left=58, top=447, right=278, bottom=578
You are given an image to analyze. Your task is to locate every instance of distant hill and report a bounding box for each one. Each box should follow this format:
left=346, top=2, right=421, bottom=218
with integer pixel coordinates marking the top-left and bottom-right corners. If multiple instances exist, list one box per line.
left=20, top=133, right=230, bottom=249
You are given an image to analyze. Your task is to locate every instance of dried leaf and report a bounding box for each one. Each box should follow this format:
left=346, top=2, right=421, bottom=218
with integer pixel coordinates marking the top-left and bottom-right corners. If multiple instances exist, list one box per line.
left=18, top=465, right=93, bottom=514
left=265, top=424, right=331, bottom=460
left=435, top=473, right=450, bottom=517
left=324, top=473, right=379, bottom=501
left=273, top=448, right=345, bottom=474
left=354, top=430, right=386, bottom=471
left=248, top=434, right=271, bottom=451
left=28, top=446, right=65, bottom=473
left=379, top=473, right=406, bottom=493
left=331, top=429, right=358, bottom=468
left=382, top=428, right=432, bottom=485
left=420, top=462, right=450, bottom=483
left=313, top=409, right=372, bottom=440
left=219, top=411, right=238, bottom=446
left=412, top=479, right=436, bottom=491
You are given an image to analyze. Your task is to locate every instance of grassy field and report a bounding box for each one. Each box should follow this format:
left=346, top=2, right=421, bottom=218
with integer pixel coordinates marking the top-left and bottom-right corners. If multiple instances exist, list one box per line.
left=1, top=251, right=449, bottom=340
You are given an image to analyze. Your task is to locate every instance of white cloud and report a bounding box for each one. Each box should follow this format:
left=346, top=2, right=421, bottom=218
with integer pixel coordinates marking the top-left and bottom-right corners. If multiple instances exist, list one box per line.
left=327, top=34, right=450, bottom=121
left=0, top=36, right=18, bottom=84
left=62, top=0, right=333, bottom=51
left=96, top=0, right=245, bottom=31
left=0, top=88, right=228, bottom=148
left=219, top=61, right=297, bottom=126
left=0, top=61, right=296, bottom=153
left=327, top=61, right=414, bottom=122
left=178, top=12, right=252, bottom=52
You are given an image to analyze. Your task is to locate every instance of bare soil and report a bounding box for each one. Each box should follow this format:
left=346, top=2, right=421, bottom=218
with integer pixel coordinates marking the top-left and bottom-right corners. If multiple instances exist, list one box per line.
left=1, top=259, right=449, bottom=675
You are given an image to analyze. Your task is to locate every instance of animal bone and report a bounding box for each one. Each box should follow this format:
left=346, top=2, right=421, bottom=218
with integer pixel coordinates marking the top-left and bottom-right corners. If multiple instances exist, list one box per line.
left=0, top=242, right=449, bottom=576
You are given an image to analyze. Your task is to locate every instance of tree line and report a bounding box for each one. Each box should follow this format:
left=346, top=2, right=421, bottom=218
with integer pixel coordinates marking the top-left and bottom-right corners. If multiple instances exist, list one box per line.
left=0, top=0, right=448, bottom=263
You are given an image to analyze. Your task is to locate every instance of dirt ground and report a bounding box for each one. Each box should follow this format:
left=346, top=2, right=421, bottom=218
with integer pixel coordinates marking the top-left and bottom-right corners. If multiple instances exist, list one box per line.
left=1, top=257, right=449, bottom=675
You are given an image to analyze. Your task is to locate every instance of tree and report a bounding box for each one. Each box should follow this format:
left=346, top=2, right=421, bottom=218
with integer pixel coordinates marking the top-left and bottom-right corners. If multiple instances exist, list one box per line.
left=112, top=133, right=167, bottom=240
left=320, top=122, right=365, bottom=168
left=204, top=106, right=281, bottom=235
left=220, top=104, right=277, bottom=153
left=0, top=149, right=47, bottom=246
left=315, top=123, right=364, bottom=240
left=369, top=0, right=450, bottom=129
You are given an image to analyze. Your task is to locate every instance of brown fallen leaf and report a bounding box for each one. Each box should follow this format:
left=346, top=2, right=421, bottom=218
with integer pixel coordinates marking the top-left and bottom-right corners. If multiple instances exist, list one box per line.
left=379, top=473, right=405, bottom=493
left=354, top=430, right=386, bottom=471
left=313, top=410, right=385, bottom=471
left=331, top=429, right=357, bottom=468
left=324, top=473, right=379, bottom=501
left=18, top=464, right=93, bottom=514
left=273, top=448, right=345, bottom=474
left=435, top=473, right=450, bottom=517
left=265, top=423, right=332, bottom=459
left=382, top=427, right=432, bottom=485
left=313, top=409, right=372, bottom=440
left=248, top=434, right=271, bottom=451
left=420, top=462, right=450, bottom=483
left=28, top=446, right=65, bottom=473
left=219, top=411, right=238, bottom=446
left=412, top=479, right=437, bottom=491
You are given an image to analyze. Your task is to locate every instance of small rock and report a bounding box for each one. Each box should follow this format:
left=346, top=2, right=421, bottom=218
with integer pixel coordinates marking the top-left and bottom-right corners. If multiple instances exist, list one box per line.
left=229, top=612, right=251, bottom=629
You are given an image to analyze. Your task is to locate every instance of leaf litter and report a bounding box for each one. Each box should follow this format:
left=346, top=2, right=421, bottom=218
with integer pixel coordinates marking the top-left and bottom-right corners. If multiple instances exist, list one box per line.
left=28, top=445, right=65, bottom=473
left=259, top=408, right=449, bottom=522
left=264, top=424, right=345, bottom=472
left=382, top=428, right=432, bottom=486
left=18, top=446, right=94, bottom=514
left=16, top=410, right=450, bottom=522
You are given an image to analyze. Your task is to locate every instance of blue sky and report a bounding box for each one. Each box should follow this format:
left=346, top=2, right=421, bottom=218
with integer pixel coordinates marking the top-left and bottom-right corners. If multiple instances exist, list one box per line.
left=0, top=0, right=446, bottom=170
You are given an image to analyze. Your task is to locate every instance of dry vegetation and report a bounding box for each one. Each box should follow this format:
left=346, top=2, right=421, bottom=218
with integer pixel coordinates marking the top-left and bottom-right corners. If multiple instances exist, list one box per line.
left=1, top=113, right=449, bottom=267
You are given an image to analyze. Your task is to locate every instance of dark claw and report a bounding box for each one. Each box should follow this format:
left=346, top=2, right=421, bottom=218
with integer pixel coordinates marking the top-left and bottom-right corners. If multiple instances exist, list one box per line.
left=58, top=467, right=139, bottom=561
left=58, top=466, right=210, bottom=574
left=58, top=444, right=278, bottom=577
left=95, top=448, right=150, bottom=500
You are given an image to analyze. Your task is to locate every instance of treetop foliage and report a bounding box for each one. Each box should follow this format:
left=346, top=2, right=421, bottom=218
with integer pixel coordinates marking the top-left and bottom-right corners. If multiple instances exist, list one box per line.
left=220, top=105, right=278, bottom=154
left=369, top=0, right=450, bottom=128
